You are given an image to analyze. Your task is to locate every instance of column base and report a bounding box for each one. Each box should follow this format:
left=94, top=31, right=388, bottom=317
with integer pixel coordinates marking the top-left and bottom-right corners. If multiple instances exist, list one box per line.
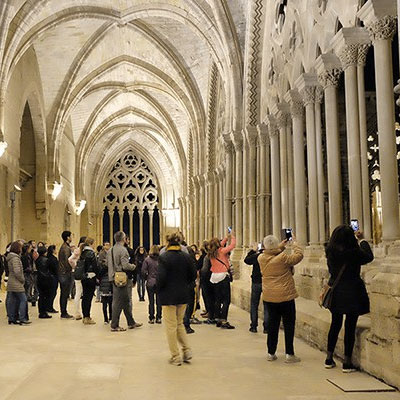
left=304, top=244, right=325, bottom=261
left=230, top=247, right=245, bottom=280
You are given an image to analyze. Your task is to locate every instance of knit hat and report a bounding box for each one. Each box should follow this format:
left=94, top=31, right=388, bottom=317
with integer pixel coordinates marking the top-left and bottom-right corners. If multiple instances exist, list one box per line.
left=263, top=235, right=279, bottom=250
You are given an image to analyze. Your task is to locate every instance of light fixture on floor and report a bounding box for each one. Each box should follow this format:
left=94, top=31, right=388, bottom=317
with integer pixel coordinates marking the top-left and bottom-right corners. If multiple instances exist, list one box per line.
left=0, top=141, right=7, bottom=158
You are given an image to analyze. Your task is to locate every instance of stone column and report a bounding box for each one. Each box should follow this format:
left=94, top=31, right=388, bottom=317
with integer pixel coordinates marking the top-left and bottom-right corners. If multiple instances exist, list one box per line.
left=206, top=172, right=215, bottom=239
left=333, top=29, right=370, bottom=224
left=245, top=126, right=258, bottom=245
left=358, top=44, right=373, bottom=240
left=268, top=116, right=281, bottom=238
left=359, top=6, right=400, bottom=242
left=257, top=124, right=270, bottom=240
left=129, top=209, right=134, bottom=243
left=223, top=135, right=233, bottom=232
left=219, top=173, right=225, bottom=237
left=233, top=133, right=243, bottom=246
left=286, top=123, right=295, bottom=230
left=149, top=209, right=154, bottom=247
left=109, top=209, right=113, bottom=244
left=297, top=74, right=320, bottom=245
left=139, top=209, right=144, bottom=246
left=199, top=176, right=206, bottom=242
left=242, top=136, right=249, bottom=246
left=316, top=54, right=343, bottom=235
left=285, top=90, right=307, bottom=245
left=314, top=87, right=327, bottom=243
left=193, top=178, right=200, bottom=244
left=119, top=208, right=124, bottom=233
left=187, top=195, right=194, bottom=244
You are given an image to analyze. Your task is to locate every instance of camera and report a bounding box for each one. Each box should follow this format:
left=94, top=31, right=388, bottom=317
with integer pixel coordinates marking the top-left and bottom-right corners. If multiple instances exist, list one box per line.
left=282, top=228, right=293, bottom=241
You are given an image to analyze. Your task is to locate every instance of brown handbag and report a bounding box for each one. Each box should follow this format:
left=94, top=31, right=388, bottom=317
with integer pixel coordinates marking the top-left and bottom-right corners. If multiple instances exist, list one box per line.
left=111, top=249, right=127, bottom=288
left=319, top=264, right=346, bottom=309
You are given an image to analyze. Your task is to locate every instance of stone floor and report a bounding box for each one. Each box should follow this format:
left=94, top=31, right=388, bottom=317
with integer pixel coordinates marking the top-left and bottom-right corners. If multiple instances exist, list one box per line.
left=0, top=292, right=398, bottom=400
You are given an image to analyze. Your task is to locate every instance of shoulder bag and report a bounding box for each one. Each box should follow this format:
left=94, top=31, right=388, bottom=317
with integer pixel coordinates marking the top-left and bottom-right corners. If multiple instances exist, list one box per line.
left=319, top=263, right=346, bottom=309
left=112, top=248, right=127, bottom=288
left=216, top=257, right=233, bottom=282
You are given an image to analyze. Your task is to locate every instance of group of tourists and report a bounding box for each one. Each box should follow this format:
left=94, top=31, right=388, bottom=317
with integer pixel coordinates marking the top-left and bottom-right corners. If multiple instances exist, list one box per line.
left=0, top=223, right=373, bottom=371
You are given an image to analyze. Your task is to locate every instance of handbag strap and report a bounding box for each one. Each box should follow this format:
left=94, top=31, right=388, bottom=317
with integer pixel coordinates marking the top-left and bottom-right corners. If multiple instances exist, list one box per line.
left=216, top=257, right=229, bottom=273
left=330, top=263, right=346, bottom=290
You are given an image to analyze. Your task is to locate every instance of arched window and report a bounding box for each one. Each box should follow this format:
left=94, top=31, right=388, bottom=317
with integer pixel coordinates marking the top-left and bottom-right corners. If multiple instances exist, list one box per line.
left=102, top=151, right=160, bottom=249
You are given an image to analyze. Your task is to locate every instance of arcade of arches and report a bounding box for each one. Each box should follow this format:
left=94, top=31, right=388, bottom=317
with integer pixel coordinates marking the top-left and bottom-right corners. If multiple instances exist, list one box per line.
left=1, top=0, right=400, bottom=391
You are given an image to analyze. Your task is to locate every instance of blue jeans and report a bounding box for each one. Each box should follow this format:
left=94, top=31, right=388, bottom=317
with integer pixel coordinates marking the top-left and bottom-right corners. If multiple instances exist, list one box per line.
left=250, top=282, right=269, bottom=331
left=6, top=292, right=28, bottom=322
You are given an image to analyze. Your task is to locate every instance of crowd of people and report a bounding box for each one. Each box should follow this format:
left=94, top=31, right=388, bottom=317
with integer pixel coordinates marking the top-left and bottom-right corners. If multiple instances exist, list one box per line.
left=0, top=224, right=373, bottom=371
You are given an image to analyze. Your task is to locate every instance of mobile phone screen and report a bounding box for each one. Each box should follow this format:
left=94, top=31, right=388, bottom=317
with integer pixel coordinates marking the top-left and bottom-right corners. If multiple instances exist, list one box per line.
left=227, top=226, right=232, bottom=234
left=257, top=242, right=262, bottom=251
left=350, top=219, right=359, bottom=232
left=282, top=228, right=292, bottom=241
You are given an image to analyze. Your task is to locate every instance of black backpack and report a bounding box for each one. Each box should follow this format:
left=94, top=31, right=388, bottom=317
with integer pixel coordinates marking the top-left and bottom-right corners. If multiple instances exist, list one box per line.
left=74, top=258, right=86, bottom=280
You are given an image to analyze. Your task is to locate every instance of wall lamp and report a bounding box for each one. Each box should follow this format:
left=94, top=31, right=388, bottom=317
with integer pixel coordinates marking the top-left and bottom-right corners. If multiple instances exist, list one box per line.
left=0, top=141, right=7, bottom=158
left=76, top=200, right=87, bottom=215
left=51, top=181, right=63, bottom=200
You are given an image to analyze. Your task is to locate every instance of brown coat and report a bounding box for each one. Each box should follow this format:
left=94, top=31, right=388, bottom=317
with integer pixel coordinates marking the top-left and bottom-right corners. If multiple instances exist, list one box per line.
left=6, top=252, right=25, bottom=292
left=258, top=244, right=304, bottom=303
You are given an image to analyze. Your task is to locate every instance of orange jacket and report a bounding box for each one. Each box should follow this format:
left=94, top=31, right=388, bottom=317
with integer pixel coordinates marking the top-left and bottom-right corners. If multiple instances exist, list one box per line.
left=210, top=236, right=236, bottom=273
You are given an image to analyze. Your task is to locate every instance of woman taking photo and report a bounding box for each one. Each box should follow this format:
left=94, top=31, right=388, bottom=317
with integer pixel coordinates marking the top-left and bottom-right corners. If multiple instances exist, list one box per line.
left=79, top=238, right=100, bottom=325
left=324, top=225, right=373, bottom=372
left=258, top=234, right=303, bottom=363
left=208, top=230, right=236, bottom=329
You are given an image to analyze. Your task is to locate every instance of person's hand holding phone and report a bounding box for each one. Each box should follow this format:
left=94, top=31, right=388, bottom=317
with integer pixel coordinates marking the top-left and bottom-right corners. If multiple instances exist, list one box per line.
left=355, top=230, right=364, bottom=240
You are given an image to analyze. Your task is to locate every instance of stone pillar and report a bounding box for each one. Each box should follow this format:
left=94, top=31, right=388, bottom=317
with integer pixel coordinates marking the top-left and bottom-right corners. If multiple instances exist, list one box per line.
left=267, top=116, right=281, bottom=238
left=187, top=195, right=194, bottom=244
left=333, top=29, right=370, bottom=224
left=109, top=209, right=113, bottom=244
left=287, top=123, right=295, bottom=231
left=119, top=209, right=123, bottom=233
left=223, top=135, right=233, bottom=233
left=285, top=90, right=307, bottom=245
left=149, top=209, right=154, bottom=247
left=219, top=173, right=225, bottom=237
left=245, top=127, right=258, bottom=245
left=233, top=133, right=243, bottom=246
left=129, top=209, right=134, bottom=243
left=206, top=172, right=215, bottom=239
left=242, top=136, right=249, bottom=246
left=314, top=87, right=327, bottom=243
left=358, top=44, right=373, bottom=240
left=199, top=176, right=206, bottom=242
left=296, top=74, right=320, bottom=245
left=316, top=54, right=343, bottom=235
left=139, top=209, right=144, bottom=246
left=359, top=5, right=400, bottom=242
left=193, top=178, right=200, bottom=244
left=257, top=124, right=270, bottom=240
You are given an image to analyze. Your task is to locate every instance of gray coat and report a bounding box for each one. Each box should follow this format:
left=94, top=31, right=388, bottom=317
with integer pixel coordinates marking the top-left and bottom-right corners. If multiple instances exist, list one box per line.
left=107, top=243, right=136, bottom=281
left=6, top=252, right=25, bottom=292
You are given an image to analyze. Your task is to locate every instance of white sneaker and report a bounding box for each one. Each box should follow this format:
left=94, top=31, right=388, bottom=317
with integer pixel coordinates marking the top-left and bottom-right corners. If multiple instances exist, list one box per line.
left=267, top=353, right=277, bottom=361
left=285, top=354, right=301, bottom=363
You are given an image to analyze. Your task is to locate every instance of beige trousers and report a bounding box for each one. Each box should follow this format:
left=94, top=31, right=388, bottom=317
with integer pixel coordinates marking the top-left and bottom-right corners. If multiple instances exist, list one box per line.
left=163, top=304, right=190, bottom=360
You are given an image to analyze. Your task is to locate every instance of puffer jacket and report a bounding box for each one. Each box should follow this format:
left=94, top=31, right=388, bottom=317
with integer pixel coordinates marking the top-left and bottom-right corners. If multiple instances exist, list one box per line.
left=6, top=252, right=25, bottom=292
left=258, top=243, right=304, bottom=303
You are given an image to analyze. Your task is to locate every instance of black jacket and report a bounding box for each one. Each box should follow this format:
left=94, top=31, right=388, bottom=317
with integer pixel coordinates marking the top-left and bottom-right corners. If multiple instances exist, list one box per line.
left=327, top=240, right=374, bottom=315
left=156, top=247, right=197, bottom=306
left=35, top=255, right=52, bottom=287
left=21, top=254, right=33, bottom=274
left=244, top=250, right=263, bottom=284
left=47, top=254, right=59, bottom=277
left=80, top=248, right=100, bottom=279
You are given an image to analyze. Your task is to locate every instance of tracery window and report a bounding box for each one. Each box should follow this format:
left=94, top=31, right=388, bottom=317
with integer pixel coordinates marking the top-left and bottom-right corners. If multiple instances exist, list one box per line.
left=102, top=151, right=160, bottom=249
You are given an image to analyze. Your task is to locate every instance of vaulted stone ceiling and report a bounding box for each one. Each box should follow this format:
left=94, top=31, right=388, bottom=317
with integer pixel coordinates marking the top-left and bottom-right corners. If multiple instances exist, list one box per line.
left=0, top=0, right=247, bottom=207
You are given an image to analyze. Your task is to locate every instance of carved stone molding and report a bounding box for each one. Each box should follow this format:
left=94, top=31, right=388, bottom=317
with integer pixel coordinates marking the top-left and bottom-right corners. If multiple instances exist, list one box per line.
left=257, top=124, right=269, bottom=145
left=338, top=44, right=359, bottom=70
left=367, top=15, right=397, bottom=41
left=301, top=87, right=316, bottom=106
left=233, top=133, right=243, bottom=152
left=357, top=43, right=371, bottom=66
left=318, top=68, right=342, bottom=89
left=290, top=101, right=304, bottom=118
left=315, top=86, right=324, bottom=104
left=266, top=115, right=278, bottom=138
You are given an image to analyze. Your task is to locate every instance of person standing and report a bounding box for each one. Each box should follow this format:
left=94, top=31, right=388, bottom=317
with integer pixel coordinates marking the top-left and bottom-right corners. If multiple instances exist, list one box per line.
left=46, top=245, right=59, bottom=313
left=134, top=246, right=147, bottom=301
left=107, top=231, right=142, bottom=332
left=69, top=237, right=86, bottom=320
left=258, top=235, right=303, bottom=363
left=99, top=243, right=112, bottom=324
left=324, top=226, right=374, bottom=372
left=79, top=238, right=100, bottom=325
left=36, top=246, right=53, bottom=319
left=58, top=231, right=74, bottom=319
left=244, top=243, right=269, bottom=334
left=208, top=230, right=236, bottom=329
left=6, top=241, right=31, bottom=325
left=142, top=245, right=162, bottom=324
left=157, top=233, right=197, bottom=366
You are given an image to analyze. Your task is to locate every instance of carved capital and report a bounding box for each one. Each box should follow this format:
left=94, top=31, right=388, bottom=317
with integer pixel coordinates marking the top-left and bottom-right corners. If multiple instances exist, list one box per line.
left=266, top=115, right=278, bottom=138
left=233, top=133, right=243, bottom=152
left=318, top=68, right=342, bottom=89
left=357, top=43, right=371, bottom=66
left=338, top=44, right=359, bottom=70
left=290, top=101, right=304, bottom=118
left=301, top=87, right=316, bottom=106
left=244, top=126, right=258, bottom=146
left=315, top=86, right=324, bottom=104
left=367, top=16, right=397, bottom=41
left=257, top=124, right=269, bottom=145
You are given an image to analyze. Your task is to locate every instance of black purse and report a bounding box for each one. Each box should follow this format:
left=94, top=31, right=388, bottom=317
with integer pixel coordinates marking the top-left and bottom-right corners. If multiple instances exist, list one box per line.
left=319, top=264, right=346, bottom=309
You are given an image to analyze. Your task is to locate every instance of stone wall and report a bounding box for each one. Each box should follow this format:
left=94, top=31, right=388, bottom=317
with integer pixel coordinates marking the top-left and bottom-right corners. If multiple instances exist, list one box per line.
left=231, top=251, right=400, bottom=390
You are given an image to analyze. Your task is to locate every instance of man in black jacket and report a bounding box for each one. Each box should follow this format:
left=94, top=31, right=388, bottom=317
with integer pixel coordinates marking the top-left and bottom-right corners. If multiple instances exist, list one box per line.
left=244, top=242, right=269, bottom=333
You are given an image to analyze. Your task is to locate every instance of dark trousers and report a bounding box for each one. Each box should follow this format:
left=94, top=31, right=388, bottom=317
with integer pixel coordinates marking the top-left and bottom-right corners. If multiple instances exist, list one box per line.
left=327, top=313, right=359, bottom=358
left=48, top=276, right=58, bottom=311
left=111, top=283, right=135, bottom=329
left=147, top=285, right=161, bottom=320
left=250, top=282, right=270, bottom=330
left=137, top=272, right=145, bottom=300
left=58, top=273, right=72, bottom=316
left=184, top=285, right=196, bottom=327
left=213, top=276, right=231, bottom=321
left=102, top=296, right=112, bottom=322
left=81, top=278, right=96, bottom=318
left=6, top=292, right=28, bottom=322
left=266, top=300, right=296, bottom=355
left=38, top=282, right=52, bottom=315
left=201, top=279, right=215, bottom=319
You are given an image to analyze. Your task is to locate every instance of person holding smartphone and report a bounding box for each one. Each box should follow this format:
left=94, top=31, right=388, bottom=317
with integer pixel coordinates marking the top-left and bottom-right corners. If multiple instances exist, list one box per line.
left=244, top=242, right=269, bottom=333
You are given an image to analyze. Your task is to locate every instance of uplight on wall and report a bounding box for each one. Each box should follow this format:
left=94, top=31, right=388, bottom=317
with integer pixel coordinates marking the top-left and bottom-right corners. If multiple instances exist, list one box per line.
left=76, top=200, right=86, bottom=215
left=0, top=141, right=7, bottom=158
left=51, top=181, right=63, bottom=200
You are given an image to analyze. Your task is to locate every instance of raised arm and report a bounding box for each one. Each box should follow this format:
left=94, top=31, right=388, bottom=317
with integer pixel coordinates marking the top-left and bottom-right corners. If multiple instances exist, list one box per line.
left=281, top=243, right=304, bottom=267
left=220, top=235, right=236, bottom=255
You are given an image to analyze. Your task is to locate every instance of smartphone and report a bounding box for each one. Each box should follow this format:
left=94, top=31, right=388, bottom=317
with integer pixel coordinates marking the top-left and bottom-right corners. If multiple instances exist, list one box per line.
left=227, top=226, right=232, bottom=234
left=350, top=219, right=359, bottom=232
left=257, top=242, right=262, bottom=251
left=282, top=228, right=293, bottom=241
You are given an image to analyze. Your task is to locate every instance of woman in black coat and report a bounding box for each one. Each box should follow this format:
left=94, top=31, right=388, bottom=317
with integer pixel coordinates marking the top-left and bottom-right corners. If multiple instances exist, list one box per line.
left=156, top=233, right=197, bottom=366
left=324, top=225, right=374, bottom=373
left=36, top=246, right=53, bottom=319
left=46, top=245, right=59, bottom=313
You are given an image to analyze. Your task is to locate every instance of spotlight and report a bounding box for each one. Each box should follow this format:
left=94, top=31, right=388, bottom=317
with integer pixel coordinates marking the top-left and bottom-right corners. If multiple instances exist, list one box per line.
left=76, top=200, right=87, bottom=215
left=51, top=181, right=63, bottom=200
left=13, top=184, right=22, bottom=192
left=0, top=141, right=7, bottom=158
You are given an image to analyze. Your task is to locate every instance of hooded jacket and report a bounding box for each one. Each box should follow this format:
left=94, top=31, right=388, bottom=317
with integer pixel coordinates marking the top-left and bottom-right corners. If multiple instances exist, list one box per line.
left=258, top=244, right=303, bottom=303
left=6, top=252, right=25, bottom=292
left=142, top=254, right=159, bottom=288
